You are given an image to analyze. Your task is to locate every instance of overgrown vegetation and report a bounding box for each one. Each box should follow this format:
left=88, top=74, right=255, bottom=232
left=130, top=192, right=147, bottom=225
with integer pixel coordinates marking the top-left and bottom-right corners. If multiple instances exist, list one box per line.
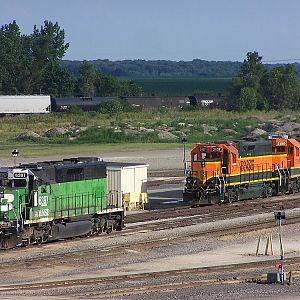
left=1, top=108, right=299, bottom=148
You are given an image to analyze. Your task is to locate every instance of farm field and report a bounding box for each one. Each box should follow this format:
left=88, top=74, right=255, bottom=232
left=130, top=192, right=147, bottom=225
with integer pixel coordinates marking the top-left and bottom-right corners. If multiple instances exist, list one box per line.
left=124, top=77, right=232, bottom=96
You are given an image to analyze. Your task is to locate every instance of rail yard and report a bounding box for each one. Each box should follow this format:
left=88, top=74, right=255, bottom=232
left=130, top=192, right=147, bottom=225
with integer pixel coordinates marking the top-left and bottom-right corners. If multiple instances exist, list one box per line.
left=1, top=144, right=300, bottom=299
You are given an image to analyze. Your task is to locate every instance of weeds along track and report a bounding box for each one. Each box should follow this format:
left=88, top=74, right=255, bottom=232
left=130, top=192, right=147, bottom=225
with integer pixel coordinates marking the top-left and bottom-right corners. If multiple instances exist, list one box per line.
left=0, top=257, right=300, bottom=298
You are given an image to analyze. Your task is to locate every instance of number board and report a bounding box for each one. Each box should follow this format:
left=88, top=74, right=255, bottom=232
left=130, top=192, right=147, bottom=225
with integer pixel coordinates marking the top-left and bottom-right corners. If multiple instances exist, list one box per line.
left=212, top=147, right=221, bottom=152
left=14, top=172, right=27, bottom=179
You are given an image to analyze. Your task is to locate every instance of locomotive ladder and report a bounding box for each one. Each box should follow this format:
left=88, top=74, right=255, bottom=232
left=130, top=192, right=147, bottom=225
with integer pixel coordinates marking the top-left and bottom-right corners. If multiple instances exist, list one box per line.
left=282, top=167, right=290, bottom=187
left=217, top=173, right=226, bottom=202
left=275, top=165, right=282, bottom=186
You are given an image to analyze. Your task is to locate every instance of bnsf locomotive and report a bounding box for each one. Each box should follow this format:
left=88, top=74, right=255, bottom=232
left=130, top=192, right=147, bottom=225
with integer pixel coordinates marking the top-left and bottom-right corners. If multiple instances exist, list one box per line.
left=0, top=158, right=124, bottom=249
left=184, top=135, right=300, bottom=206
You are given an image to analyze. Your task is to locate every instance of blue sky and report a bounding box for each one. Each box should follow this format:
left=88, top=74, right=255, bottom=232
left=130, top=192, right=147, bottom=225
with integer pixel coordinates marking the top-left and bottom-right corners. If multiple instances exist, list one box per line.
left=1, top=0, right=300, bottom=62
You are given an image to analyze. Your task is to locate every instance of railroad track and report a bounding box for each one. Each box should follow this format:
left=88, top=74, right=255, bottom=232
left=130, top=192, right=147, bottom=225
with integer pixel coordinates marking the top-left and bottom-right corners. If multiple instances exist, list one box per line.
left=1, top=207, right=300, bottom=269
left=126, top=193, right=300, bottom=224
left=0, top=257, right=299, bottom=298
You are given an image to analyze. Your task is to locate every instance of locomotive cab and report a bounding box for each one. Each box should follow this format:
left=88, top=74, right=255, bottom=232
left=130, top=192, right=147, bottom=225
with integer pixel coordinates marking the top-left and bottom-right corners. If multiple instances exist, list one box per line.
left=184, top=141, right=238, bottom=205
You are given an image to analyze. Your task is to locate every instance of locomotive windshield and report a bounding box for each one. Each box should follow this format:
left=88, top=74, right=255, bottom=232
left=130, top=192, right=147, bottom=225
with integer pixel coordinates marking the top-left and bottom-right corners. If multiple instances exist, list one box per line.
left=0, top=171, right=28, bottom=188
left=0, top=178, right=27, bottom=188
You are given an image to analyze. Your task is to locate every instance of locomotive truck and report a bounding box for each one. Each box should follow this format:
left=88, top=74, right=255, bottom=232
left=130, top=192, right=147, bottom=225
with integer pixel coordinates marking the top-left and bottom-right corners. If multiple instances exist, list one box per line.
left=0, top=157, right=124, bottom=249
left=184, top=135, right=300, bottom=206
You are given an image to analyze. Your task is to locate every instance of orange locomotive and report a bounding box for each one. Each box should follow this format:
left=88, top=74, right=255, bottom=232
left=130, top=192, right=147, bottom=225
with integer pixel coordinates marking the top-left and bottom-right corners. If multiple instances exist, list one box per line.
left=184, top=135, right=300, bottom=206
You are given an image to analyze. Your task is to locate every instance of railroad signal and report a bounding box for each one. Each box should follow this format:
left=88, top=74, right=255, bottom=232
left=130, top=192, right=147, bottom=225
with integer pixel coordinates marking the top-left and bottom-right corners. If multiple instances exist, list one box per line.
left=274, top=210, right=285, bottom=283
left=11, top=149, right=19, bottom=157
left=11, top=149, right=19, bottom=166
left=182, top=137, right=188, bottom=162
left=274, top=211, right=285, bottom=222
left=182, top=137, right=188, bottom=175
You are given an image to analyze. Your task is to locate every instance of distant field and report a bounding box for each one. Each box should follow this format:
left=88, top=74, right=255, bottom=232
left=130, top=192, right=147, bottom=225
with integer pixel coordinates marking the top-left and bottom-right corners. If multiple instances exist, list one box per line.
left=124, top=77, right=233, bottom=96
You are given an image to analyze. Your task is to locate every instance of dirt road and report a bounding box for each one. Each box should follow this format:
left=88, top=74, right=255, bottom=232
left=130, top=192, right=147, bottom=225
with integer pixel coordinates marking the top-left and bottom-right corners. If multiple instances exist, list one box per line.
left=0, top=148, right=189, bottom=171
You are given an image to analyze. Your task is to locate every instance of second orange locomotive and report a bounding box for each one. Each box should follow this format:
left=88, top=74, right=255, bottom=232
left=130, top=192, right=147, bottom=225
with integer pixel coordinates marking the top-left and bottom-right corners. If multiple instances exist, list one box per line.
left=184, top=135, right=300, bottom=206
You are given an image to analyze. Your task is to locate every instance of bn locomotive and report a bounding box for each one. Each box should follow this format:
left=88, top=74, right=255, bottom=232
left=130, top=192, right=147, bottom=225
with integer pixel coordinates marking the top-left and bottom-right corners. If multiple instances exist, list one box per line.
left=184, top=135, right=300, bottom=206
left=0, top=157, right=124, bottom=249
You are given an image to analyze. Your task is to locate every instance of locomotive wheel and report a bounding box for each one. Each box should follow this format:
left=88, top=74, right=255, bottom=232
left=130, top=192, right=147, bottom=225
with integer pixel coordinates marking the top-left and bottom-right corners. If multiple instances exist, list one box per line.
left=290, top=182, right=298, bottom=194
left=36, top=237, right=42, bottom=245
left=2, top=238, right=9, bottom=249
left=227, top=189, right=238, bottom=204
left=22, top=239, right=29, bottom=247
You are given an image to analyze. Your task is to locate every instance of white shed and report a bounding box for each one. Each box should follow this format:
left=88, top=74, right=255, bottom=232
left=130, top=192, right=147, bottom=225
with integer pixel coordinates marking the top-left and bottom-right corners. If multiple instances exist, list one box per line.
left=106, top=162, right=148, bottom=210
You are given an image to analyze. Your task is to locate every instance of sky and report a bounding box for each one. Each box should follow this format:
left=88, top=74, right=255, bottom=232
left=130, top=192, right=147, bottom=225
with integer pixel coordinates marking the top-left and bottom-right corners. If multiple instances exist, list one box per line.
left=1, top=0, right=300, bottom=62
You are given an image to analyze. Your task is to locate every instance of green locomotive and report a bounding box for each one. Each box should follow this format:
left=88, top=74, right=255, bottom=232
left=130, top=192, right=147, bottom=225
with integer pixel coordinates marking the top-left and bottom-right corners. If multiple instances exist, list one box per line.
left=0, top=157, right=124, bottom=249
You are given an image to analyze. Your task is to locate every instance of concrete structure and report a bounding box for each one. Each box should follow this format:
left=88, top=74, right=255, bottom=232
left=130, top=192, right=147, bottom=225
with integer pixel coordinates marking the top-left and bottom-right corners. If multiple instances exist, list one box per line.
left=106, top=162, right=148, bottom=210
left=0, top=95, right=51, bottom=114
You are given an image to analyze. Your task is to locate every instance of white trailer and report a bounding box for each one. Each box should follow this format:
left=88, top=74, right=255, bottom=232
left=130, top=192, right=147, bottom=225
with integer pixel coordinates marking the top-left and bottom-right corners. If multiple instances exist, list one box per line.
left=0, top=95, right=51, bottom=114
left=106, top=162, right=148, bottom=210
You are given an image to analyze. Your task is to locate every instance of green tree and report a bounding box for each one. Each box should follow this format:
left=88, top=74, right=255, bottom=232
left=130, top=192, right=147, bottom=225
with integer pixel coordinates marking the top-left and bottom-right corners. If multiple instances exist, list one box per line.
left=0, top=21, right=25, bottom=94
left=28, top=21, right=70, bottom=93
left=235, top=87, right=257, bottom=111
left=0, top=20, right=73, bottom=95
left=77, top=61, right=98, bottom=96
left=261, top=65, right=300, bottom=109
left=41, top=61, right=75, bottom=96
left=229, top=51, right=266, bottom=111
left=239, top=51, right=265, bottom=89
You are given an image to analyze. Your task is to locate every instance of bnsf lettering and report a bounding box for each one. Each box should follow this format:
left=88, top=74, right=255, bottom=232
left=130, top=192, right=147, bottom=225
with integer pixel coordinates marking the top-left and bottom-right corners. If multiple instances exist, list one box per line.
left=240, top=159, right=254, bottom=171
left=34, top=209, right=49, bottom=218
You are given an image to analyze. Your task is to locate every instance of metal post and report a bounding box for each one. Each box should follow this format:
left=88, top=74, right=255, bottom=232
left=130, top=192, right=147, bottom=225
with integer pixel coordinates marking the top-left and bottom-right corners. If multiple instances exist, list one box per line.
left=275, top=211, right=285, bottom=284
left=181, top=137, right=188, bottom=175
left=279, top=218, right=284, bottom=260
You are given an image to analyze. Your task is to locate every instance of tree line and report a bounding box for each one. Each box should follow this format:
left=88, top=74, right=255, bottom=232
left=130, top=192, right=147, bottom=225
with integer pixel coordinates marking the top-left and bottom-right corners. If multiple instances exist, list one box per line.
left=63, top=59, right=300, bottom=79
left=229, top=52, right=300, bottom=110
left=0, top=21, right=141, bottom=97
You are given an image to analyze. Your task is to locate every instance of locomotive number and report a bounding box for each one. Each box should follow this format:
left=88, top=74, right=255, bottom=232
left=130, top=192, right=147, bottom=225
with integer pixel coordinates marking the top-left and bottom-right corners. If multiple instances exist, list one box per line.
left=0, top=194, right=14, bottom=212
left=38, top=195, right=48, bottom=207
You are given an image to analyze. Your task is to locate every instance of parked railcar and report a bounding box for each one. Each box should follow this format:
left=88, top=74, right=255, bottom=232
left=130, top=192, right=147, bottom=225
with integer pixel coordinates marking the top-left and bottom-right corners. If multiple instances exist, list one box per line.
left=0, top=95, right=51, bottom=114
left=51, top=96, right=114, bottom=112
left=0, top=157, right=124, bottom=249
left=184, top=135, right=300, bottom=206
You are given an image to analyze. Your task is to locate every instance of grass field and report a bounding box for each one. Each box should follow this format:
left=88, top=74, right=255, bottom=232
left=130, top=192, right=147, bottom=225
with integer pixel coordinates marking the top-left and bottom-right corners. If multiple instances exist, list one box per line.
left=125, top=77, right=232, bottom=96
left=0, top=108, right=296, bottom=159
left=0, top=143, right=181, bottom=159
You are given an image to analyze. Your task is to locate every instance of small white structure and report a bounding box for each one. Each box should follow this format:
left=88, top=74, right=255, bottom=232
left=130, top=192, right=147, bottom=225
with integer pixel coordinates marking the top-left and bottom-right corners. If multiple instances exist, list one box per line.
left=0, top=95, right=51, bottom=114
left=106, top=162, right=148, bottom=210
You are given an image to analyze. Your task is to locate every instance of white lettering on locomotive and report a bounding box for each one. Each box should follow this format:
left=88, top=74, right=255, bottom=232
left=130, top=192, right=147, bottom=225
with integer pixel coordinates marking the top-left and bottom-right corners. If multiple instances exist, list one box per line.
left=34, top=209, right=49, bottom=218
left=0, top=194, right=14, bottom=212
